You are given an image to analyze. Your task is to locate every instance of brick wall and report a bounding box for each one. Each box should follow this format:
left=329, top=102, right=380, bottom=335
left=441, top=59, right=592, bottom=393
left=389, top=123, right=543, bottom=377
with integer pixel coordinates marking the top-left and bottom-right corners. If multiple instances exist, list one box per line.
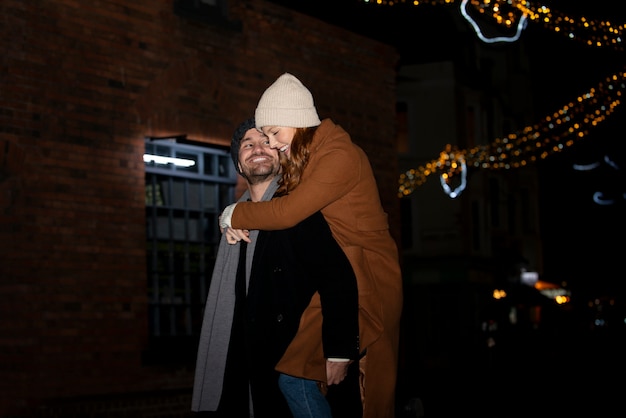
left=0, top=0, right=399, bottom=415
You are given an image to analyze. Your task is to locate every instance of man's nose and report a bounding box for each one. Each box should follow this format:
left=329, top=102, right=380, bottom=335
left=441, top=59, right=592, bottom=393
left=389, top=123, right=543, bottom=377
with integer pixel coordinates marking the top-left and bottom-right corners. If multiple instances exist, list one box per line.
left=251, top=142, right=269, bottom=152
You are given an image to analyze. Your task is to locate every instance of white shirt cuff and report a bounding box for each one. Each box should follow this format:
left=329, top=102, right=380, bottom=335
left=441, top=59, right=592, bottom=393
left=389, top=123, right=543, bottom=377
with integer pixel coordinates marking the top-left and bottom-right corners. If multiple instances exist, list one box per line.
left=219, top=203, right=237, bottom=229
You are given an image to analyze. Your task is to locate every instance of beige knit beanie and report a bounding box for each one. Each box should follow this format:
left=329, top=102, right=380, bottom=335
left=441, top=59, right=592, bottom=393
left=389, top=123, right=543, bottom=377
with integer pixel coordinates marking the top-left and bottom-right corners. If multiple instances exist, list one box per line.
left=255, top=73, right=322, bottom=128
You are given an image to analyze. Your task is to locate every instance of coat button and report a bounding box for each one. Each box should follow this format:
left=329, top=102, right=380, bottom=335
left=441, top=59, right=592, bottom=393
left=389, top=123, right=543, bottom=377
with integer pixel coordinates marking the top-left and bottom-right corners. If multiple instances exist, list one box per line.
left=276, top=314, right=283, bottom=322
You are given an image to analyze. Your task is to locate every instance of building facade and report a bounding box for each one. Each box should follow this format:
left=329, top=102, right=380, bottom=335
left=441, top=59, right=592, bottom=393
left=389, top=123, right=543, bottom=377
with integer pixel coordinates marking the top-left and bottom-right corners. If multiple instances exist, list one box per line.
left=0, top=0, right=399, bottom=415
left=395, top=12, right=544, bottom=372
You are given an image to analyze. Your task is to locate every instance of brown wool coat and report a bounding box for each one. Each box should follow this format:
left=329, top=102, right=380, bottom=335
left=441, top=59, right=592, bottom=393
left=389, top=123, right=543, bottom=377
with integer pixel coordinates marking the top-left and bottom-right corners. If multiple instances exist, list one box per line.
left=231, top=119, right=404, bottom=418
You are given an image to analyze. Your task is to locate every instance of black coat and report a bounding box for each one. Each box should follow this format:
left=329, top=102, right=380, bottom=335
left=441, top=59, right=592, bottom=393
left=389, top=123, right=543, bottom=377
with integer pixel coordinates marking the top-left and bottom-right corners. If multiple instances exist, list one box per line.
left=247, top=211, right=360, bottom=417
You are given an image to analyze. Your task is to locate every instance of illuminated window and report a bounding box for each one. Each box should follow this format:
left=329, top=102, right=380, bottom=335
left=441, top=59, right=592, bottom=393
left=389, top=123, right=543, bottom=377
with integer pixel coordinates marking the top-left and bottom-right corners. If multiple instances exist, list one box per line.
left=144, top=137, right=237, bottom=363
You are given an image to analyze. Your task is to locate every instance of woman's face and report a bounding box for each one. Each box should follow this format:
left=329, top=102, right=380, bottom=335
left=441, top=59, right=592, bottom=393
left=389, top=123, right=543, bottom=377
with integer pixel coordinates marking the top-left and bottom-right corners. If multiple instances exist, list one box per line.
left=261, top=126, right=296, bottom=156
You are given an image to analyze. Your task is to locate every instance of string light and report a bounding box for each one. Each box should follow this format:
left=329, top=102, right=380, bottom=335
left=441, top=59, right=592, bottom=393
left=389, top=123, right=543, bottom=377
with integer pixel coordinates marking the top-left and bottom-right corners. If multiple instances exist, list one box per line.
left=360, top=0, right=624, bottom=50
left=360, top=0, right=625, bottom=198
left=398, top=70, right=626, bottom=197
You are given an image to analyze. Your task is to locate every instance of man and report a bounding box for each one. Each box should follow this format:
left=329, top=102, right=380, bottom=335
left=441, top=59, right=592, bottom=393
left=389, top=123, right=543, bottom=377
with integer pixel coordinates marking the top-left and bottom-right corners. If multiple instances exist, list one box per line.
left=191, top=119, right=361, bottom=417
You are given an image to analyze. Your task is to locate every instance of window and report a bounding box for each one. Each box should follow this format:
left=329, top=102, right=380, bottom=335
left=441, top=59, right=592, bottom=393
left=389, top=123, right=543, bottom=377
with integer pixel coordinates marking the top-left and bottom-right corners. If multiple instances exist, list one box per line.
left=144, top=137, right=237, bottom=362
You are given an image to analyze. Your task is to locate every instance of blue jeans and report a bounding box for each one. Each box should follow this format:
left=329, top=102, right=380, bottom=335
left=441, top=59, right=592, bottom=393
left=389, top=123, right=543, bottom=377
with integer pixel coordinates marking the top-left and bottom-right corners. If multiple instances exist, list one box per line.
left=278, top=373, right=332, bottom=418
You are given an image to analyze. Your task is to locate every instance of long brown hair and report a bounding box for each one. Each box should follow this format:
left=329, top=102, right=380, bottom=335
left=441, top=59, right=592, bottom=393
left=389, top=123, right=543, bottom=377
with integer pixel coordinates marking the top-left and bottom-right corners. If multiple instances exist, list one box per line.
left=276, top=127, right=317, bottom=196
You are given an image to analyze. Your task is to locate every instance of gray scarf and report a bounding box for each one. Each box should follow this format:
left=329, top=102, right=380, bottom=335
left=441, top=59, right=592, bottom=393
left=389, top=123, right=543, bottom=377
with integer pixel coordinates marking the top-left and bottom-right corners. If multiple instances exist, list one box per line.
left=191, top=176, right=279, bottom=412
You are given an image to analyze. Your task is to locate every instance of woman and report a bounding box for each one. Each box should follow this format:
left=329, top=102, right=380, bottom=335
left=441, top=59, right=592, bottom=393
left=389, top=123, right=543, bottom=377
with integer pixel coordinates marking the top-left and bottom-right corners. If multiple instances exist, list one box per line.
left=220, top=73, right=403, bottom=418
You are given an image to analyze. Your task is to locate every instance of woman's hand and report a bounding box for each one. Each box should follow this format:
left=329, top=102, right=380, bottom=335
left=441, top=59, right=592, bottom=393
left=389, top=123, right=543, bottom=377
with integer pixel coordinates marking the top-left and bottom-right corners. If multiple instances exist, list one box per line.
left=224, top=227, right=251, bottom=244
left=219, top=203, right=251, bottom=244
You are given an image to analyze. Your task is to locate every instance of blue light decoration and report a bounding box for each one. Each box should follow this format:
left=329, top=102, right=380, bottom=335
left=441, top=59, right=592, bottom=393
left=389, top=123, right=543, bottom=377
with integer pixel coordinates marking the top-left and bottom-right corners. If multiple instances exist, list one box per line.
left=438, top=150, right=467, bottom=198
left=573, top=155, right=625, bottom=205
left=459, top=0, right=527, bottom=43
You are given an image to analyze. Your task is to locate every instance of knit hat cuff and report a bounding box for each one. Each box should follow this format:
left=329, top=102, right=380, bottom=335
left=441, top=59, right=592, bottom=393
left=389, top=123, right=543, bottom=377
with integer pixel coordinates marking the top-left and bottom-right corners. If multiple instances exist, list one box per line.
left=255, top=107, right=321, bottom=128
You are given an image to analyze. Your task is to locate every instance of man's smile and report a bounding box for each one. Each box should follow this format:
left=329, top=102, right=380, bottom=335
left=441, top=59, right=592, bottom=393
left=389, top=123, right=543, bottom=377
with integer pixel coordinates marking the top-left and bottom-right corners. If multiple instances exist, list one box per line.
left=248, top=155, right=272, bottom=163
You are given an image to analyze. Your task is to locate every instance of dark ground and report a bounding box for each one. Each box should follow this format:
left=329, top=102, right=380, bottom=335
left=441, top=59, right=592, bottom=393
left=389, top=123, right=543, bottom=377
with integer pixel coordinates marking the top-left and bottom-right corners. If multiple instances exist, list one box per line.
left=395, top=313, right=625, bottom=417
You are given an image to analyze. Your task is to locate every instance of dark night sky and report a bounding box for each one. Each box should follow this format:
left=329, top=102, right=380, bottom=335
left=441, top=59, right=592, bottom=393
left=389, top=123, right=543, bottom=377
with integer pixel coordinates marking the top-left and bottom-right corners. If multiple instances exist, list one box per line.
left=271, top=0, right=626, bottom=297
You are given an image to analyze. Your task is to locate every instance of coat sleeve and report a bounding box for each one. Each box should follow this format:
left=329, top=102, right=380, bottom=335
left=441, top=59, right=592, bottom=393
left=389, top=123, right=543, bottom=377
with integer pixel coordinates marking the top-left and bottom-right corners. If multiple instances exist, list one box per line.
left=294, top=212, right=360, bottom=360
left=230, top=136, right=360, bottom=231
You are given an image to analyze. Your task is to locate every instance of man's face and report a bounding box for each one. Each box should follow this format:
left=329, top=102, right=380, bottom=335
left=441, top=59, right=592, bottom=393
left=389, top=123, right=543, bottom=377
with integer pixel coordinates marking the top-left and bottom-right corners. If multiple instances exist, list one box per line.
left=238, top=128, right=280, bottom=184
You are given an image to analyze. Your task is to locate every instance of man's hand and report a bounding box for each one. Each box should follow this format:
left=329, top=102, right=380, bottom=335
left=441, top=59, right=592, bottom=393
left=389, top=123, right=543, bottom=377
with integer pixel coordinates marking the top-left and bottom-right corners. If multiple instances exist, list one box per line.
left=326, top=360, right=351, bottom=385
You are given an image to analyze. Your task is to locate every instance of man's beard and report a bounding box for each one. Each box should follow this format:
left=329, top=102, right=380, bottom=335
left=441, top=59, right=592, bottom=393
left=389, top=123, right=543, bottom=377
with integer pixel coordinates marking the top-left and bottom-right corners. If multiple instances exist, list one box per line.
left=242, top=165, right=279, bottom=185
